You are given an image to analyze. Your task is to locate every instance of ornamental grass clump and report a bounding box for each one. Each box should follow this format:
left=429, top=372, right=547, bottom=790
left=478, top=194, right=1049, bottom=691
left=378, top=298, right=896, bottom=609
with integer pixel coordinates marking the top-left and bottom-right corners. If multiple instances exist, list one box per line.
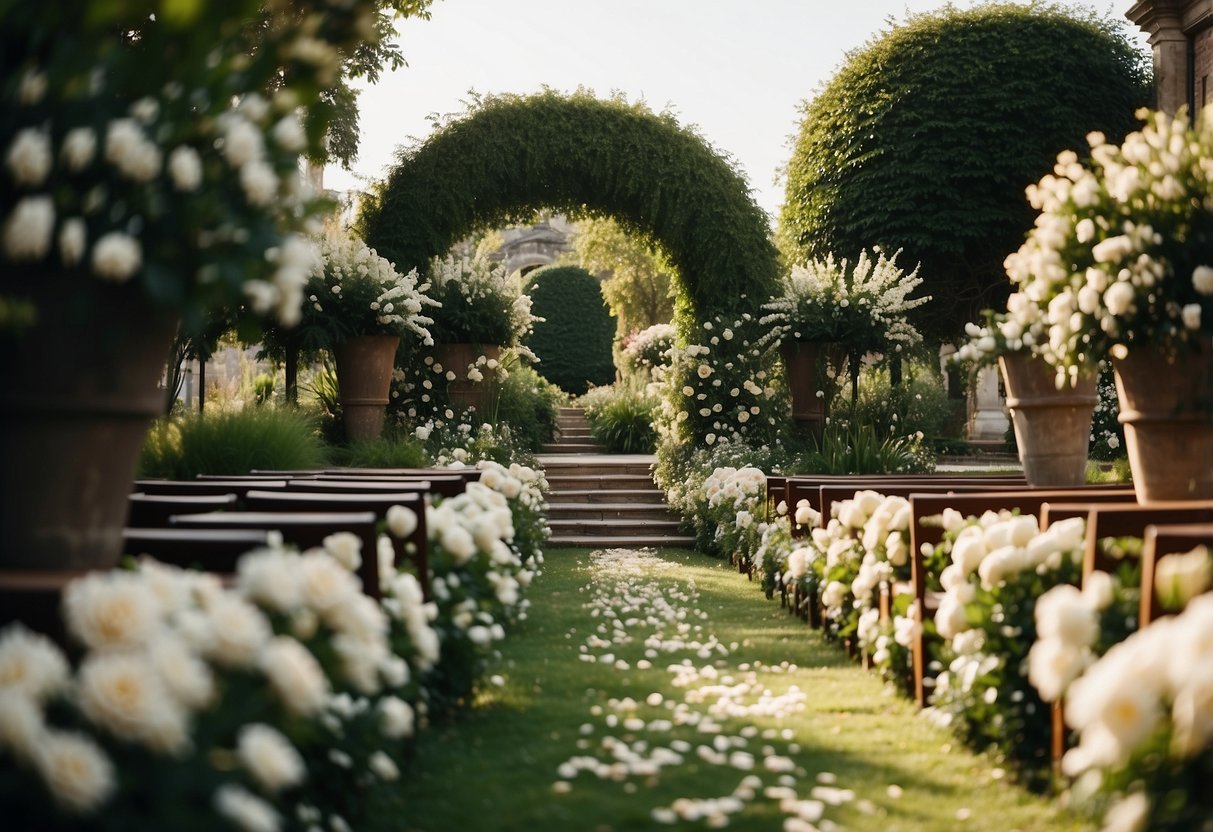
left=296, top=231, right=437, bottom=351
left=1003, top=108, right=1213, bottom=379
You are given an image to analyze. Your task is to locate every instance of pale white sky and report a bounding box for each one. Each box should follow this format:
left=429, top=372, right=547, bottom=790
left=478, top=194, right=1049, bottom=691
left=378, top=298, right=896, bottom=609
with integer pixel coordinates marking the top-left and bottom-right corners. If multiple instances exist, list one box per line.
left=326, top=1, right=1149, bottom=225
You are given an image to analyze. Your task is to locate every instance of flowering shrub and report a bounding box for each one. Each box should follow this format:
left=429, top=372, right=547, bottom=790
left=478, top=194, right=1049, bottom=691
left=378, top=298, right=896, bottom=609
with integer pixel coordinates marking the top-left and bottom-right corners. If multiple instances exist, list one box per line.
left=294, top=230, right=438, bottom=350
left=0, top=540, right=434, bottom=831
left=656, top=311, right=786, bottom=449
left=1003, top=108, right=1213, bottom=378
left=758, top=248, right=929, bottom=355
left=619, top=322, right=676, bottom=380
left=425, top=254, right=539, bottom=349
left=580, top=383, right=660, bottom=454
left=925, top=512, right=1089, bottom=789
left=1, top=2, right=378, bottom=331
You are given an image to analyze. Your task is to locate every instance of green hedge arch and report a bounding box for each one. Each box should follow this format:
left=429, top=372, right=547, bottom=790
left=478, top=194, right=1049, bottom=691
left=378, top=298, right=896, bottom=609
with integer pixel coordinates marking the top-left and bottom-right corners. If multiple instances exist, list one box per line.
left=524, top=265, right=616, bottom=396
left=357, top=90, right=779, bottom=329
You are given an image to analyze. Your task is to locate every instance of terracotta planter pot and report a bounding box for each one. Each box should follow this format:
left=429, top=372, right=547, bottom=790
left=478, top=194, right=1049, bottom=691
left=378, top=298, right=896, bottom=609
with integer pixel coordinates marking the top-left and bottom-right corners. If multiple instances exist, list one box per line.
left=0, top=280, right=178, bottom=570
left=999, top=353, right=1097, bottom=487
left=1113, top=341, right=1213, bottom=502
left=333, top=334, right=401, bottom=441
left=433, top=343, right=502, bottom=414
left=780, top=339, right=845, bottom=438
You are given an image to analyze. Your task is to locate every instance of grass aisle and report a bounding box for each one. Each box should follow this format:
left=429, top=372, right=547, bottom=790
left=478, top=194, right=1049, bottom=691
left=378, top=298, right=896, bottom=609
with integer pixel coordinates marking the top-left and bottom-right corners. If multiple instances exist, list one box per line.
left=395, top=547, right=1093, bottom=832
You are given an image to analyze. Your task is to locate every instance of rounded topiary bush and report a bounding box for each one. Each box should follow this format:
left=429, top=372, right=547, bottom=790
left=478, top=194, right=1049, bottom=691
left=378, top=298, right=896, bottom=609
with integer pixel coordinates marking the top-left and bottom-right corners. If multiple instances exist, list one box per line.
left=778, top=2, right=1151, bottom=342
left=525, top=266, right=616, bottom=395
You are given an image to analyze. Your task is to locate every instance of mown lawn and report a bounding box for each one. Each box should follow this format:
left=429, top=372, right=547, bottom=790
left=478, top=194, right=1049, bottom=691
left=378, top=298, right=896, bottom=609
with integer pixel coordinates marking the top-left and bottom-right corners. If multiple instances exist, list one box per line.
left=387, top=547, right=1093, bottom=832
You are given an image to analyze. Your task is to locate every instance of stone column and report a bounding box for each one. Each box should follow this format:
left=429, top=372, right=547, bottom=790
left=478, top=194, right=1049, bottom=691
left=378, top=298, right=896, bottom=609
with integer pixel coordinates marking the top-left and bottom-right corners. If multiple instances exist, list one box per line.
left=967, top=365, right=1009, bottom=441
left=1127, top=1, right=1190, bottom=115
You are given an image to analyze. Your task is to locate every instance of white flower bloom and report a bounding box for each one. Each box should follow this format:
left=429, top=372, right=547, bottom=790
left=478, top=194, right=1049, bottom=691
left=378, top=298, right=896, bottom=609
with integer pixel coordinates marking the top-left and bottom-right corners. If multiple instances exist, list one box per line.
left=77, top=652, right=191, bottom=755
left=104, top=118, right=161, bottom=182
left=1154, top=546, right=1213, bottom=610
left=35, top=730, right=115, bottom=814
left=387, top=504, right=418, bottom=539
left=222, top=116, right=265, bottom=167
left=0, top=689, right=44, bottom=761
left=147, top=632, right=214, bottom=711
left=205, top=595, right=272, bottom=669
left=369, top=750, right=400, bottom=781
left=3, top=195, right=54, bottom=261
left=323, top=532, right=363, bottom=572
left=63, top=571, right=162, bottom=652
left=259, top=636, right=329, bottom=717
left=1182, top=303, right=1203, bottom=330
left=240, top=161, right=278, bottom=205
left=1103, top=281, right=1136, bottom=316
left=378, top=696, right=415, bottom=738
left=237, top=723, right=306, bottom=794
left=298, top=551, right=361, bottom=614
left=1028, top=637, right=1088, bottom=703
left=61, top=128, right=97, bottom=172
left=1100, top=792, right=1150, bottom=832
left=91, top=232, right=142, bottom=281
left=6, top=128, right=52, bottom=186
left=271, top=115, right=306, bottom=152
left=1193, top=265, right=1213, bottom=295
left=167, top=146, right=202, bottom=191
left=237, top=548, right=303, bottom=614
left=58, top=218, right=86, bottom=266
left=214, top=784, right=281, bottom=832
left=0, top=624, right=69, bottom=702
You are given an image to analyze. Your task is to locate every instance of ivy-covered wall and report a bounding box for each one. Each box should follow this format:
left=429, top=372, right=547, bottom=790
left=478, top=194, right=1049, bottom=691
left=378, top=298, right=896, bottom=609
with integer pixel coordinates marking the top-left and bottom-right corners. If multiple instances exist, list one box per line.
left=524, top=265, right=615, bottom=396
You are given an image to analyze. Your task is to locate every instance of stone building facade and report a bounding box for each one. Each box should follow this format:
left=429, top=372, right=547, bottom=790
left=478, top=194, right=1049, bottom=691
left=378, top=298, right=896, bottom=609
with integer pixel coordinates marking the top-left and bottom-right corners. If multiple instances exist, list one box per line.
left=1128, top=1, right=1213, bottom=114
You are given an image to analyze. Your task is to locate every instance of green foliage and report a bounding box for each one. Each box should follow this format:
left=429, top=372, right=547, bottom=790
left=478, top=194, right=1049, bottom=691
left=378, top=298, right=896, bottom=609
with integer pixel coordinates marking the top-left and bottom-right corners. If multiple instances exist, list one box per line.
left=581, top=384, right=660, bottom=453
left=1089, top=363, right=1126, bottom=461
left=138, top=406, right=328, bottom=478
left=564, top=215, right=675, bottom=333
left=492, top=364, right=564, bottom=452
left=331, top=435, right=429, bottom=468
left=789, top=421, right=935, bottom=475
left=524, top=265, right=615, bottom=395
left=253, top=373, right=275, bottom=405
left=779, top=2, right=1152, bottom=342
left=358, top=90, right=780, bottom=423
left=850, top=357, right=957, bottom=442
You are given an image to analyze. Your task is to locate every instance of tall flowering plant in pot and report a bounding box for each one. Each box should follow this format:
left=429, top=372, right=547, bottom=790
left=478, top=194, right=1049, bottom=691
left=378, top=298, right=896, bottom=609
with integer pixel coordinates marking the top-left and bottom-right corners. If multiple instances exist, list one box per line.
left=1004, top=108, right=1213, bottom=500
left=422, top=254, right=540, bottom=416
left=759, top=248, right=929, bottom=437
left=0, top=2, right=381, bottom=569
left=296, top=231, right=437, bottom=441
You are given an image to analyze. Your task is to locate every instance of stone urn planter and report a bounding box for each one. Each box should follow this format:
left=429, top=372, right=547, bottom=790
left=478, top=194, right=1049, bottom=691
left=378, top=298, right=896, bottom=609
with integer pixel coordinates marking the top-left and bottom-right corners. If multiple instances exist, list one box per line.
left=998, top=353, right=1098, bottom=487
left=0, top=281, right=178, bottom=570
left=1112, top=341, right=1213, bottom=502
left=333, top=334, right=401, bottom=441
left=780, top=339, right=845, bottom=439
left=433, top=343, right=502, bottom=414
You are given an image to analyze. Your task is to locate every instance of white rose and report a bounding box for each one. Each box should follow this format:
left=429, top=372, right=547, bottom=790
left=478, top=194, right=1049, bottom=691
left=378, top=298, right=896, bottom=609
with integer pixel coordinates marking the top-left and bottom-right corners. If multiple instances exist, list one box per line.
left=1182, top=303, right=1203, bottom=331
left=0, top=689, right=44, bottom=762
left=91, top=232, right=142, bottom=281
left=167, top=146, right=202, bottom=191
left=3, top=195, right=55, bottom=261
left=240, top=161, right=278, bottom=205
left=1193, top=265, right=1213, bottom=295
left=322, top=532, right=363, bottom=572
left=214, top=784, right=280, bottom=832
left=378, top=696, right=415, bottom=739
left=1027, top=638, right=1087, bottom=703
left=0, top=624, right=69, bottom=703
left=206, top=595, right=272, bottom=669
left=386, top=504, right=418, bottom=539
left=934, top=593, right=970, bottom=640
left=1035, top=584, right=1099, bottom=647
left=61, top=128, right=97, bottom=171
left=237, top=723, right=305, bottom=793
left=77, top=653, right=190, bottom=754
left=34, top=730, right=115, bottom=814
left=369, top=750, right=400, bottom=781
left=271, top=115, right=306, bottom=152
left=222, top=117, right=265, bottom=167
left=58, top=218, right=86, bottom=266
left=259, top=636, right=329, bottom=717
left=1154, top=546, right=1213, bottom=611
left=63, top=571, right=162, bottom=652
left=1103, top=281, right=1136, bottom=316
left=6, top=128, right=52, bottom=186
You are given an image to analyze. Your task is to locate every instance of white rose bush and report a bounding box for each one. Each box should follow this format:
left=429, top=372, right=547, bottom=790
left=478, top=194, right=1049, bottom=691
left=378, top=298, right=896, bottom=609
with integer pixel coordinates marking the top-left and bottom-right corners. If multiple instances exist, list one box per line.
left=0, top=459, right=549, bottom=829
left=1026, top=545, right=1213, bottom=831
left=1002, top=108, right=1213, bottom=380
left=0, top=2, right=381, bottom=332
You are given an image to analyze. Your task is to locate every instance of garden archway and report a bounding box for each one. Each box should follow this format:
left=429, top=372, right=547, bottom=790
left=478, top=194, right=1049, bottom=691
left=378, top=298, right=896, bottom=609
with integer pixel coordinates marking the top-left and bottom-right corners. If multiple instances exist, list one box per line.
left=357, top=90, right=780, bottom=331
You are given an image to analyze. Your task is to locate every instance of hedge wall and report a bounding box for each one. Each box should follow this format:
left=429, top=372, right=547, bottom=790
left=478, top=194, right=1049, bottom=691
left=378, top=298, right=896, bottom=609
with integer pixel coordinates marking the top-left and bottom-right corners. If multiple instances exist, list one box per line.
left=524, top=265, right=615, bottom=396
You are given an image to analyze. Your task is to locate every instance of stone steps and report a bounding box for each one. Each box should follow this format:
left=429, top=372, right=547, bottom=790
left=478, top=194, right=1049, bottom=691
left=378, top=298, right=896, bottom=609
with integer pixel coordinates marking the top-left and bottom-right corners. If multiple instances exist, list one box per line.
left=540, top=442, right=603, bottom=454
left=539, top=445, right=689, bottom=548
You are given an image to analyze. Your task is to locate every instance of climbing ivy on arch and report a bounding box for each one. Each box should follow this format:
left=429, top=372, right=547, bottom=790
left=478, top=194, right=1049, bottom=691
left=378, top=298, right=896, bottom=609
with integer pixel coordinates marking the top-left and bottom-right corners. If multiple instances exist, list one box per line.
left=357, top=89, right=784, bottom=443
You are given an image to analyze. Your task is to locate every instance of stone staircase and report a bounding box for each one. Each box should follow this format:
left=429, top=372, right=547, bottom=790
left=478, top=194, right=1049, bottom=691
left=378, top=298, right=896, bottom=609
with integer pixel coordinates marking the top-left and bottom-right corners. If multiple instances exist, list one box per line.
left=539, top=408, right=694, bottom=548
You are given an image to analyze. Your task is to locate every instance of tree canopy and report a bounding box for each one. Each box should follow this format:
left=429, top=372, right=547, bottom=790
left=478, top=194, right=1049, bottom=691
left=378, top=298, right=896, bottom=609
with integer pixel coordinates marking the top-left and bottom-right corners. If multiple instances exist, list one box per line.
left=778, top=2, right=1153, bottom=342
left=564, top=216, right=675, bottom=336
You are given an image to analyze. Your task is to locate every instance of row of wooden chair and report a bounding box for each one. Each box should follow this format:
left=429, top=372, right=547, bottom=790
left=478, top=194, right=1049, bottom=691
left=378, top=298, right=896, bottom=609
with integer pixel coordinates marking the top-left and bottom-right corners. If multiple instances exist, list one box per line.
left=768, top=472, right=1213, bottom=779
left=0, top=468, right=480, bottom=645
